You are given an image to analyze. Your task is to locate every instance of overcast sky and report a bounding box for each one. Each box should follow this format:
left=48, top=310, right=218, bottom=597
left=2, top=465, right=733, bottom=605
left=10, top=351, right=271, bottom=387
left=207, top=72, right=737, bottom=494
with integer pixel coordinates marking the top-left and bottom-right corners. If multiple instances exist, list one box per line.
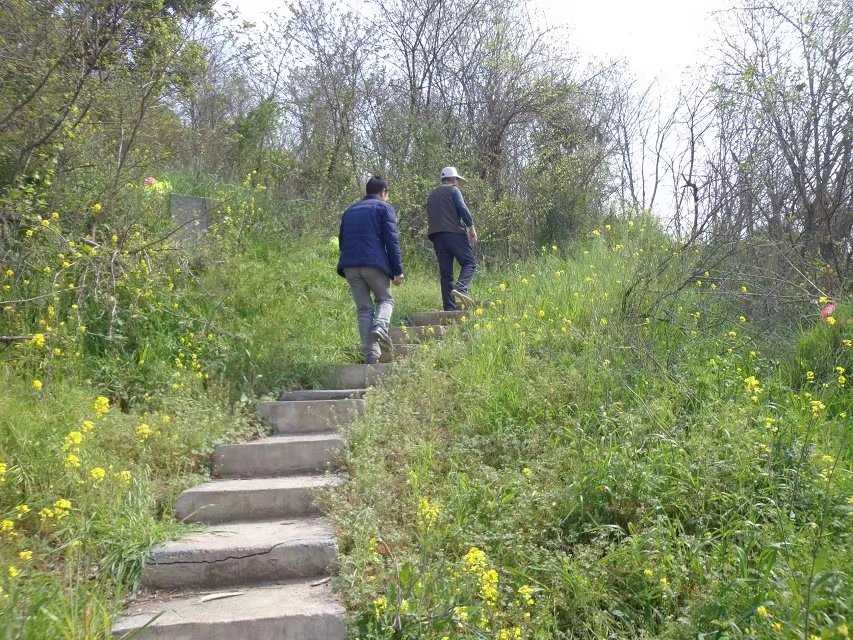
left=233, top=0, right=735, bottom=89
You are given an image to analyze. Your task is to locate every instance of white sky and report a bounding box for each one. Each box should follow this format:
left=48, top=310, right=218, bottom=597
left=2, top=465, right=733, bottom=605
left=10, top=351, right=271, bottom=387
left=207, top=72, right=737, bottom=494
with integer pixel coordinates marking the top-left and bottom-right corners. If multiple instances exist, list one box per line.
left=232, top=0, right=735, bottom=89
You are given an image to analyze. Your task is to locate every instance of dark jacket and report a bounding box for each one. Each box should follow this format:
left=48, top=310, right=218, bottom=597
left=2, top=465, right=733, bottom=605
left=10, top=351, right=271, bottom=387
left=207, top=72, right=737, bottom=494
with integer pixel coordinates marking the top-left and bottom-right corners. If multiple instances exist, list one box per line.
left=337, top=195, right=404, bottom=278
left=427, top=185, right=474, bottom=237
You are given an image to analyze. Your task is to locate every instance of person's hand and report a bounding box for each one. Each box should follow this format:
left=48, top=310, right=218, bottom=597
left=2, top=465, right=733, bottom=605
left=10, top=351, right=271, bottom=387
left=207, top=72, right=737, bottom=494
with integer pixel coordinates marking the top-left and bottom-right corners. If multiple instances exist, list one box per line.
left=393, top=274, right=405, bottom=285
left=468, top=228, right=479, bottom=246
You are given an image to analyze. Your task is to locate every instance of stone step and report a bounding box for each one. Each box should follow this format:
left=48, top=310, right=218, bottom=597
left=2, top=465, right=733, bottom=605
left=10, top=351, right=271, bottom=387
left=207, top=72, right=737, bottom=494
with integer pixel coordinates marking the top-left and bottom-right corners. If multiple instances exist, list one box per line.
left=325, top=364, right=390, bottom=389
left=113, top=580, right=346, bottom=640
left=257, top=399, right=364, bottom=435
left=142, top=519, right=336, bottom=590
left=212, top=434, right=344, bottom=478
left=408, top=310, right=468, bottom=326
left=175, top=475, right=338, bottom=524
left=278, top=389, right=366, bottom=401
left=377, top=341, right=409, bottom=363
left=390, top=324, right=448, bottom=343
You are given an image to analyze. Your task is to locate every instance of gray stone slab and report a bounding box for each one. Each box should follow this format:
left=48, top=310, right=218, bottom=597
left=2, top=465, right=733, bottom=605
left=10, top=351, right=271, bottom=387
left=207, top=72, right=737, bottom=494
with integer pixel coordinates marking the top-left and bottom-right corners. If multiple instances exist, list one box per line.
left=407, top=310, right=467, bottom=326
left=112, top=580, right=346, bottom=640
left=175, top=475, right=339, bottom=524
left=142, top=519, right=336, bottom=590
left=256, top=399, right=364, bottom=435
left=212, top=434, right=344, bottom=479
left=278, top=389, right=366, bottom=401
left=390, top=324, right=448, bottom=343
left=325, top=364, right=390, bottom=389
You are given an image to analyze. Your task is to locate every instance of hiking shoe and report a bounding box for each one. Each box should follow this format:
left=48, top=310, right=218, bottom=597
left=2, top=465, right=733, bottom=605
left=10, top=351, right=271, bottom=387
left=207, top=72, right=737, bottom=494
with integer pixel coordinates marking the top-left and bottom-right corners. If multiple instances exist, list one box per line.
left=451, top=288, right=475, bottom=308
left=370, top=325, right=392, bottom=348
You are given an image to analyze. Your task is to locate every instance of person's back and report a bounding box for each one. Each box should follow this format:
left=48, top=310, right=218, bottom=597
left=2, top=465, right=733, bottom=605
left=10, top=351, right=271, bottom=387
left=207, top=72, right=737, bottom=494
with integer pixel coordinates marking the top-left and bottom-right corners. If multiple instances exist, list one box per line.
left=337, top=194, right=402, bottom=279
left=427, top=185, right=468, bottom=237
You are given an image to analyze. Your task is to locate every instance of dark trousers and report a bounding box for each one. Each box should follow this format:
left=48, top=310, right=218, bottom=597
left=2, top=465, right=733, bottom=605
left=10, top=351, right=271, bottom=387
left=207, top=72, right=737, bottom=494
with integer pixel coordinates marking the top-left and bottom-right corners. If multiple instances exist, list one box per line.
left=430, top=232, right=477, bottom=311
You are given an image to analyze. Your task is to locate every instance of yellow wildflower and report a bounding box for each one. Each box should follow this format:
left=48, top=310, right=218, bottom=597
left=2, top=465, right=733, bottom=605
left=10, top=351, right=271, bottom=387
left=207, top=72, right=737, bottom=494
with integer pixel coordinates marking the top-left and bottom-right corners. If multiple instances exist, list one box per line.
left=806, top=371, right=815, bottom=380
left=64, top=453, right=80, bottom=468
left=91, top=203, right=102, bottom=213
left=772, top=622, right=783, bottom=632
left=475, top=308, right=483, bottom=316
left=739, top=315, right=747, bottom=323
left=498, top=282, right=507, bottom=291
left=81, top=420, right=95, bottom=433
left=93, top=396, right=109, bottom=416
left=810, top=400, right=826, bottom=417
left=38, top=508, right=54, bottom=521
left=63, top=431, right=83, bottom=450
left=33, top=379, right=42, bottom=391
left=518, top=584, right=535, bottom=606
left=89, top=467, right=106, bottom=482
left=30, top=333, right=45, bottom=348
left=744, top=376, right=761, bottom=393
left=591, top=229, right=601, bottom=236
left=416, top=497, right=441, bottom=528
left=826, top=316, right=836, bottom=326
left=464, top=547, right=488, bottom=574
left=136, top=423, right=151, bottom=442
left=480, top=569, right=499, bottom=605
left=14, top=505, right=29, bottom=518
left=18, top=551, right=32, bottom=561
left=0, top=462, right=6, bottom=484
left=372, top=595, right=388, bottom=617
left=522, top=467, right=532, bottom=477
left=728, top=331, right=737, bottom=338
left=741, top=285, right=748, bottom=293
left=0, top=520, right=14, bottom=533
left=8, top=566, right=20, bottom=578
left=117, top=470, right=132, bottom=484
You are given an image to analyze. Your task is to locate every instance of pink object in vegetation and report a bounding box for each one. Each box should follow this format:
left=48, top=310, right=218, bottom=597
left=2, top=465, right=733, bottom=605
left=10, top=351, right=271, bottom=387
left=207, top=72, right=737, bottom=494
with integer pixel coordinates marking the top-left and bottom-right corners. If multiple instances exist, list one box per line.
left=821, top=303, right=837, bottom=319
left=144, top=176, right=157, bottom=188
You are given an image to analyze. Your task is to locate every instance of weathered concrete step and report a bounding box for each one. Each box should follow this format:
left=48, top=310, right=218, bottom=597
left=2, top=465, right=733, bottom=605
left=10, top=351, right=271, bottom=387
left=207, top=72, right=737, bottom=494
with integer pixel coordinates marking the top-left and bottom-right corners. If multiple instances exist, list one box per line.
left=142, top=519, right=336, bottom=590
left=175, top=475, right=339, bottom=524
left=408, top=310, right=467, bottom=326
left=113, top=580, right=346, bottom=640
left=212, top=434, right=344, bottom=478
left=278, top=388, right=365, bottom=401
left=390, top=324, right=448, bottom=343
left=325, top=364, right=390, bottom=389
left=377, top=341, right=409, bottom=363
left=256, top=399, right=364, bottom=435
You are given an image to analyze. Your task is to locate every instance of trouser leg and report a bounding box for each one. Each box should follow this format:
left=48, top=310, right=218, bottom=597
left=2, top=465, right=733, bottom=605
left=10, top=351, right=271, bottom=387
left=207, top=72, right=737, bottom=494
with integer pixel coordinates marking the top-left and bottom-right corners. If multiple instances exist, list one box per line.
left=344, top=268, right=380, bottom=363
left=452, top=234, right=477, bottom=294
left=431, top=234, right=457, bottom=311
left=361, top=267, right=394, bottom=332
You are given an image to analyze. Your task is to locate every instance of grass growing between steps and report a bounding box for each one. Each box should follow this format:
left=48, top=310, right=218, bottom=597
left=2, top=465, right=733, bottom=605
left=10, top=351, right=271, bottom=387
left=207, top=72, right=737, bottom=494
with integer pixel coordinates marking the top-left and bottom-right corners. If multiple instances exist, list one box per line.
left=324, top=221, right=852, bottom=640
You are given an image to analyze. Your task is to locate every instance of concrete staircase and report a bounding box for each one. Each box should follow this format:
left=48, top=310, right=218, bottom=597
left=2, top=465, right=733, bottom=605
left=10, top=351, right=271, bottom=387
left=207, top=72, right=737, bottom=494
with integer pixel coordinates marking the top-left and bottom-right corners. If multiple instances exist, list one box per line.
left=113, top=311, right=462, bottom=639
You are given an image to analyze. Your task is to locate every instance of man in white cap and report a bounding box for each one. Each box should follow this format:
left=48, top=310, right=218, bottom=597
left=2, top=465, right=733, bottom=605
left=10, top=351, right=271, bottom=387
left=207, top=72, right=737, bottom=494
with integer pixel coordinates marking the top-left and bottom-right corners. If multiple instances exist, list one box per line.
left=426, top=166, right=478, bottom=310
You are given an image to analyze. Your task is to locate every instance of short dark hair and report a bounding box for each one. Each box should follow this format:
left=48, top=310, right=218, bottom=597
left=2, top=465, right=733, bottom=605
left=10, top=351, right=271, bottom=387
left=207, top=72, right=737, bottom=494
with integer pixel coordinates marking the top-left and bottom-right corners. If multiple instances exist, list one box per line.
left=366, top=176, right=388, bottom=196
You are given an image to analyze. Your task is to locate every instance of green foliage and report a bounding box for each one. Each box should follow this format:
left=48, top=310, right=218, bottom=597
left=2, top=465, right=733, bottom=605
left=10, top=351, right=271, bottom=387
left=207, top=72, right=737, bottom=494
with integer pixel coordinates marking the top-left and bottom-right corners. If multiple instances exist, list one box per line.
left=324, top=222, right=852, bottom=639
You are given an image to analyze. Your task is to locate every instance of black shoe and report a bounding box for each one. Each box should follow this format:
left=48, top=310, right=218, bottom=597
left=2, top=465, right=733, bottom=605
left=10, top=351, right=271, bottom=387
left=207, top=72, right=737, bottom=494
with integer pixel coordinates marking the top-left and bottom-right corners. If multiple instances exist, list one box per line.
left=451, top=289, right=475, bottom=308
left=370, top=325, right=392, bottom=348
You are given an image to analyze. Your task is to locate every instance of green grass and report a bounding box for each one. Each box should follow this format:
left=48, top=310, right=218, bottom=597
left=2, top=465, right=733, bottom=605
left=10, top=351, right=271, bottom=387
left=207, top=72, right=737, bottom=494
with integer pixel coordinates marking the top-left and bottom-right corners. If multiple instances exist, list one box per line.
left=322, top=222, right=852, bottom=639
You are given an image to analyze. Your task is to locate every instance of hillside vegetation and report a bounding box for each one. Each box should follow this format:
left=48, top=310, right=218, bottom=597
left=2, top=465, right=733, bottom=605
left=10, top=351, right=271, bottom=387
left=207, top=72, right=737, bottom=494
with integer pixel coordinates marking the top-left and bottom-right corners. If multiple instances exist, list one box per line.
left=326, top=220, right=852, bottom=639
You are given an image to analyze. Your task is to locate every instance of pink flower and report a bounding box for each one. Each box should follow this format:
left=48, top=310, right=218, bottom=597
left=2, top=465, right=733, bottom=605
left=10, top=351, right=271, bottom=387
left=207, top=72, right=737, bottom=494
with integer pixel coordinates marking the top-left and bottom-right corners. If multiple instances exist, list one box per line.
left=144, top=176, right=157, bottom=188
left=821, top=303, right=837, bottom=319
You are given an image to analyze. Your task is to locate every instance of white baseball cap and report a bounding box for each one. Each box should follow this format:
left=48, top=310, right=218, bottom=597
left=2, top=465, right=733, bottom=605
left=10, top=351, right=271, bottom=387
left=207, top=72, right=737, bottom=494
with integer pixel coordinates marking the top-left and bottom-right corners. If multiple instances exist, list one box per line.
left=440, top=166, right=466, bottom=182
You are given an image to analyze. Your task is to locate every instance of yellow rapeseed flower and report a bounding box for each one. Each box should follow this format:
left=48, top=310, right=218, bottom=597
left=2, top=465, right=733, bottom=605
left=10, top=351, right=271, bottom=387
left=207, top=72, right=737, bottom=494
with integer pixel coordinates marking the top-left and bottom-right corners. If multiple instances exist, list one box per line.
left=0, top=520, right=14, bottom=533
left=32, top=379, right=42, bottom=391
left=18, top=551, right=32, bottom=561
left=744, top=376, right=761, bottom=393
left=117, top=470, right=132, bottom=484
left=739, top=315, right=747, bottom=323
left=8, top=566, right=20, bottom=578
left=81, top=420, right=95, bottom=433
left=64, top=453, right=80, bottom=468
left=826, top=316, right=837, bottom=326
left=14, top=505, right=29, bottom=518
left=475, top=308, right=483, bottom=316
left=136, top=423, right=151, bottom=442
left=93, top=396, right=109, bottom=416
left=0, top=462, right=6, bottom=484
left=89, top=467, right=106, bottom=482
left=810, top=400, right=826, bottom=417
left=806, top=371, right=815, bottom=380
left=91, top=203, right=102, bottom=213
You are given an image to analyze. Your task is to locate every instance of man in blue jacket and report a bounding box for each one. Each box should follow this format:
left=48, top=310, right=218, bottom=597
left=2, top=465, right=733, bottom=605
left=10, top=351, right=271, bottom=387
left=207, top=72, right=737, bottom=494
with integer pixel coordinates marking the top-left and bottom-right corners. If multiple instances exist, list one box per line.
left=426, top=166, right=478, bottom=310
left=337, top=176, right=405, bottom=364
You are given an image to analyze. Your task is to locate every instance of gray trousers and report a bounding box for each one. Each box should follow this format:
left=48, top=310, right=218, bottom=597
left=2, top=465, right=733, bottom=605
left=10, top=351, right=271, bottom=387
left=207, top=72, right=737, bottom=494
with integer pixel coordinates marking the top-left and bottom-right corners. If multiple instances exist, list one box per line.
left=344, top=267, right=394, bottom=364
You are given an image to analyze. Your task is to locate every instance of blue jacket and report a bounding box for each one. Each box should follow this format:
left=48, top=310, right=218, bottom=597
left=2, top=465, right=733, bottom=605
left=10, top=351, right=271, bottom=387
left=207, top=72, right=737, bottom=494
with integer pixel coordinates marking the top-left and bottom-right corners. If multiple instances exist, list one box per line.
left=337, top=195, right=404, bottom=278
